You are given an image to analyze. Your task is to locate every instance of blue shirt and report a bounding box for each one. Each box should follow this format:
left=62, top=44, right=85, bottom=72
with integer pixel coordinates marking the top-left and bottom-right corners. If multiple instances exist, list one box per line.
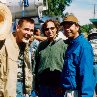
left=62, top=34, right=95, bottom=97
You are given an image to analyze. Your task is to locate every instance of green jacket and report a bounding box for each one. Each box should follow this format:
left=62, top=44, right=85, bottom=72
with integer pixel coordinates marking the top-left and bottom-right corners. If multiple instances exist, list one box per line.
left=35, top=38, right=67, bottom=85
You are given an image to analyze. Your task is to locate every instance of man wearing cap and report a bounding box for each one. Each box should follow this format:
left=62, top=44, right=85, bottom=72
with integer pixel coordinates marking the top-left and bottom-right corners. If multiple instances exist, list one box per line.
left=60, top=15, right=95, bottom=97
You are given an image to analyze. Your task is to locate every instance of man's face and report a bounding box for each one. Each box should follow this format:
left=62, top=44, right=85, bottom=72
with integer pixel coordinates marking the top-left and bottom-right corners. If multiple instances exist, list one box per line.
left=63, top=23, right=79, bottom=39
left=44, top=21, right=57, bottom=40
left=16, top=21, right=34, bottom=43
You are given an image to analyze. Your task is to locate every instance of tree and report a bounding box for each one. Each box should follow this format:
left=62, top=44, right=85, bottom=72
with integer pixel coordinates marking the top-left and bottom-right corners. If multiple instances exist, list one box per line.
left=80, top=24, right=94, bottom=34
left=43, top=0, right=72, bottom=16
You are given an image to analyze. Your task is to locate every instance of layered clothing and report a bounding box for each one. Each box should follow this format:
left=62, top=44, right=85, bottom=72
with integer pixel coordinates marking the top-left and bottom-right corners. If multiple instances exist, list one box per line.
left=0, top=33, right=33, bottom=97
left=35, top=38, right=67, bottom=97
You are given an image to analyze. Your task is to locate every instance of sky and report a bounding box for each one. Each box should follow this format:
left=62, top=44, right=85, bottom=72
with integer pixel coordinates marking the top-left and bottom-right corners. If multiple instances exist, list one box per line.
left=63, top=0, right=97, bottom=25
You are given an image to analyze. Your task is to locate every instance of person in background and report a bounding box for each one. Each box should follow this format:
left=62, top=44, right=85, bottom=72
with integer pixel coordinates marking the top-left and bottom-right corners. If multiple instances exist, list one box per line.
left=34, top=19, right=67, bottom=97
left=34, top=28, right=41, bottom=36
left=88, top=28, right=97, bottom=97
left=60, top=15, right=95, bottom=97
left=30, top=32, right=47, bottom=42
left=30, top=28, right=41, bottom=54
left=30, top=28, right=42, bottom=95
left=55, top=20, right=67, bottom=40
left=30, top=28, right=45, bottom=67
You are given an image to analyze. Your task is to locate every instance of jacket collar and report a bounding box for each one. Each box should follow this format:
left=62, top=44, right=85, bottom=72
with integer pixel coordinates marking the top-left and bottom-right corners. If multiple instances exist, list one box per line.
left=69, top=34, right=83, bottom=44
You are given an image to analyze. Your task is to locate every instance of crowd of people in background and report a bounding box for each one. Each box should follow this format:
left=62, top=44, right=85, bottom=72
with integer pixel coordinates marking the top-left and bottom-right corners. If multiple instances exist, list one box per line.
left=0, top=9, right=97, bottom=97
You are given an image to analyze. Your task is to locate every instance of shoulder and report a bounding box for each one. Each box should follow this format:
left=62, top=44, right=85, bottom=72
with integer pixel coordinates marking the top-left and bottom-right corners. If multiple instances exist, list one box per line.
left=5, top=33, right=19, bottom=50
left=39, top=40, right=47, bottom=46
left=76, top=34, right=91, bottom=47
left=37, top=40, right=48, bottom=51
left=59, top=39, right=67, bottom=46
left=5, top=33, right=14, bottom=44
left=80, top=37, right=91, bottom=47
left=78, top=36, right=93, bottom=53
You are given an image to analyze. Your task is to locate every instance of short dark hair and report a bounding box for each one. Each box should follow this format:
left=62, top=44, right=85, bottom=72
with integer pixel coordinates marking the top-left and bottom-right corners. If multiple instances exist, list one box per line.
left=18, top=17, right=34, bottom=27
left=34, top=28, right=40, bottom=35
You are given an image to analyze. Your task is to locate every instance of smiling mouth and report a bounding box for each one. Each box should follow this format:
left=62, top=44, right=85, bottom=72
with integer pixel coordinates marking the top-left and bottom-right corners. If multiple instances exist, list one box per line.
left=25, top=34, right=32, bottom=38
left=25, top=37, right=29, bottom=40
left=22, top=37, right=29, bottom=43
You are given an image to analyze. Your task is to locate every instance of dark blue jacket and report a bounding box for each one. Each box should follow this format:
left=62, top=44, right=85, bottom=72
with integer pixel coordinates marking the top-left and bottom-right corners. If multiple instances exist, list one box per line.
left=62, top=34, right=95, bottom=97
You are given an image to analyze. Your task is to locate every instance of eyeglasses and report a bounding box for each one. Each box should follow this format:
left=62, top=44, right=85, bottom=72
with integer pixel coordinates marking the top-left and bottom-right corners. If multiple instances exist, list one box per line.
left=45, top=27, right=55, bottom=31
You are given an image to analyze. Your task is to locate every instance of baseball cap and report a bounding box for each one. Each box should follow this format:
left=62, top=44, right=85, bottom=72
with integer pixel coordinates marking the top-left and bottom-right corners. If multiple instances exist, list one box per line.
left=60, top=15, right=79, bottom=25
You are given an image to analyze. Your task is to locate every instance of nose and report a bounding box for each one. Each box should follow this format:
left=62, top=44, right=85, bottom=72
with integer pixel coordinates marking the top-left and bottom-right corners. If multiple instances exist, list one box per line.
left=25, top=32, right=32, bottom=38
left=27, top=31, right=32, bottom=35
left=48, top=28, right=53, bottom=33
left=27, top=30, right=33, bottom=36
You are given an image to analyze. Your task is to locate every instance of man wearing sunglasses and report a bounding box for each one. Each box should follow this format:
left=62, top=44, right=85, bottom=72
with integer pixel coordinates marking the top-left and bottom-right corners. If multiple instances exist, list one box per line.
left=35, top=19, right=67, bottom=97
left=60, top=15, right=95, bottom=97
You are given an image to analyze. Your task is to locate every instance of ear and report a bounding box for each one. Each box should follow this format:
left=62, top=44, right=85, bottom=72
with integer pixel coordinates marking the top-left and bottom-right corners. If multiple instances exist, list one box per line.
left=16, top=25, right=20, bottom=31
left=76, top=25, right=80, bottom=31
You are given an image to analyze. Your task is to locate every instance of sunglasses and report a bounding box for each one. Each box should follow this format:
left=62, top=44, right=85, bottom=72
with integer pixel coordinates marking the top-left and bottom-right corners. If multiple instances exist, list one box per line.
left=45, top=27, right=55, bottom=31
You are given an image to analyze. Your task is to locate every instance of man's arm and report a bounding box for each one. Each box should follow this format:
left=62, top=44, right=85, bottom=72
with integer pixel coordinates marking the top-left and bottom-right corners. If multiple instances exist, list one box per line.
left=79, top=45, right=95, bottom=97
left=29, top=35, right=47, bottom=42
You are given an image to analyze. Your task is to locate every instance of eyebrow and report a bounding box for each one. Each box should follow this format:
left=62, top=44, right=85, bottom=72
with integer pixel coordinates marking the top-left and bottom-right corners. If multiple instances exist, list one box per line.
left=23, top=28, right=34, bottom=32
left=46, top=26, right=55, bottom=28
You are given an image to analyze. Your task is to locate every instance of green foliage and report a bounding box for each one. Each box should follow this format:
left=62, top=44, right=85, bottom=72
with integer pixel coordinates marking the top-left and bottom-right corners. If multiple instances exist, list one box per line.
left=43, top=0, right=72, bottom=16
left=80, top=24, right=94, bottom=34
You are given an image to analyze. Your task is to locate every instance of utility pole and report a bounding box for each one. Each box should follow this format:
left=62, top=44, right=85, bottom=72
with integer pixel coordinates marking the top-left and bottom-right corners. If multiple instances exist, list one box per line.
left=93, top=4, right=96, bottom=18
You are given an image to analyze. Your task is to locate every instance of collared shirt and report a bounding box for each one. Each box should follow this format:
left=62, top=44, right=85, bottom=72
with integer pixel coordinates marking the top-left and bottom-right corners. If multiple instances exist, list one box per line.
left=17, top=44, right=25, bottom=81
left=17, top=50, right=24, bottom=80
left=62, top=34, right=95, bottom=97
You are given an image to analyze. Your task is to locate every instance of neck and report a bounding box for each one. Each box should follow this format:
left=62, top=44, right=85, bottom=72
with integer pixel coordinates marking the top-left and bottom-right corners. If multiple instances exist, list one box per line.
left=16, top=37, right=22, bottom=44
left=69, top=33, right=79, bottom=40
left=48, top=34, right=57, bottom=42
left=74, top=33, right=79, bottom=39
